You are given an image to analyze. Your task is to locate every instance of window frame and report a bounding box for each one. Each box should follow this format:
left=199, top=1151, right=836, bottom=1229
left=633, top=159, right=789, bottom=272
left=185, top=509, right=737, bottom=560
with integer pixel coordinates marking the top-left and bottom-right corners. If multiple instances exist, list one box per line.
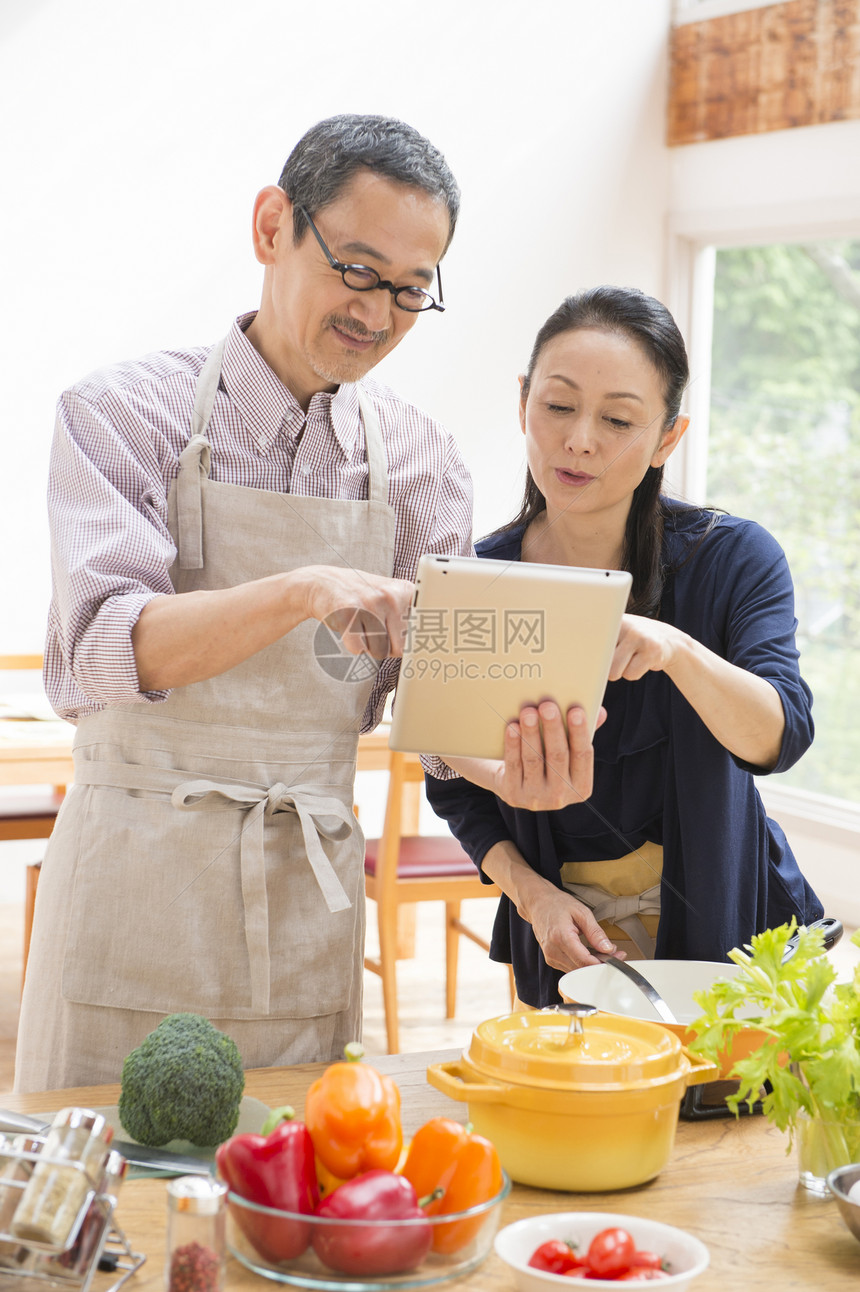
left=665, top=204, right=860, bottom=920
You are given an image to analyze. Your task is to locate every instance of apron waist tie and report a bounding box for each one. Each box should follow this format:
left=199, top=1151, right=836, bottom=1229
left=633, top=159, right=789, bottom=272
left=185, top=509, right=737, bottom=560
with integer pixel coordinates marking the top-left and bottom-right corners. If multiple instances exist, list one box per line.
left=562, top=882, right=662, bottom=959
left=74, top=762, right=354, bottom=1013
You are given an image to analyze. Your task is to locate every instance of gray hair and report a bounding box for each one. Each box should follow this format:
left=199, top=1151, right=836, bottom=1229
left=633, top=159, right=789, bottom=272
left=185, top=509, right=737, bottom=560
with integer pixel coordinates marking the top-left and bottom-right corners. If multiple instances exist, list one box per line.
left=277, top=113, right=460, bottom=253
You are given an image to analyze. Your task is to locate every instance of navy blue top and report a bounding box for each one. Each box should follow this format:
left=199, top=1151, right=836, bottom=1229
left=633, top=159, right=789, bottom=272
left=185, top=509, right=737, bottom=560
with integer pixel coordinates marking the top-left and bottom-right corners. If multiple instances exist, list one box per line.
left=424, top=500, right=823, bottom=1007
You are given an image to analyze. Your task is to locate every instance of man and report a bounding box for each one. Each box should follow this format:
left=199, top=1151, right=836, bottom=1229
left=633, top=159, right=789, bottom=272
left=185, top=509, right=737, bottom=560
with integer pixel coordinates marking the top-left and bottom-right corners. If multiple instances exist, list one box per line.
left=16, top=114, right=472, bottom=1091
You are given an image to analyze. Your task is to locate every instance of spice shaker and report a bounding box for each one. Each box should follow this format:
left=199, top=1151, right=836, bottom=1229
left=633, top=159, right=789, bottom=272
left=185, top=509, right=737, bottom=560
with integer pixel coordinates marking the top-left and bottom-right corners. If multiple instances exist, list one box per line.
left=10, top=1108, right=113, bottom=1251
left=55, top=1148, right=128, bottom=1275
left=0, top=1134, right=42, bottom=1268
left=165, top=1175, right=227, bottom=1292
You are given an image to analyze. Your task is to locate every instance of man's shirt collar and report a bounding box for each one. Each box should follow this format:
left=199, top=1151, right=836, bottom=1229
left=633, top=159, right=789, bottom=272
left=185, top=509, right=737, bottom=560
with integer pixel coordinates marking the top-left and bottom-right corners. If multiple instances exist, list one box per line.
left=221, top=312, right=365, bottom=458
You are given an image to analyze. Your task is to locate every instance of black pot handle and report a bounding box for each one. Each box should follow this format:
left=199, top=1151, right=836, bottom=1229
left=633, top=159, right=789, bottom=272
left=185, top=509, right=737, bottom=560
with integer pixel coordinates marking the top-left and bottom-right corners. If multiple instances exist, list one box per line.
left=781, top=916, right=843, bottom=963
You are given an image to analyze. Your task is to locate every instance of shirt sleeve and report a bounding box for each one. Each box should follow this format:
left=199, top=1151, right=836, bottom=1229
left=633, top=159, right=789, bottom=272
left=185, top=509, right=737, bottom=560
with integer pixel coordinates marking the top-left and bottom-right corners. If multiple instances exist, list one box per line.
left=45, top=388, right=177, bottom=715
left=422, top=767, right=513, bottom=879
left=678, top=517, right=814, bottom=775
left=361, top=423, right=473, bottom=733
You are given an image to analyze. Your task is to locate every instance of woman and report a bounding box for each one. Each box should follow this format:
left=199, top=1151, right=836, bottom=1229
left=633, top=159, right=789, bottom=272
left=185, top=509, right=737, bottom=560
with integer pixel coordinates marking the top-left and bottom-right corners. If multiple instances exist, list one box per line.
left=424, top=286, right=823, bottom=1008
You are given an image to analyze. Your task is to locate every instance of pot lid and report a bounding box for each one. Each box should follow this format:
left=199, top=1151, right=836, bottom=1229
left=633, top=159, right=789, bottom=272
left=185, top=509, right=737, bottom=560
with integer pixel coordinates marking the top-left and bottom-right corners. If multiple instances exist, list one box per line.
left=465, top=1009, right=686, bottom=1089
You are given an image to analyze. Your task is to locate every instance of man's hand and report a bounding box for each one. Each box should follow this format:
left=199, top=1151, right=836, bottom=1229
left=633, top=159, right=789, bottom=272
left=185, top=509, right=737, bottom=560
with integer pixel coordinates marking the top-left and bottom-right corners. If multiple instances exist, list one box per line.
left=301, top=566, right=415, bottom=659
left=133, top=564, right=414, bottom=692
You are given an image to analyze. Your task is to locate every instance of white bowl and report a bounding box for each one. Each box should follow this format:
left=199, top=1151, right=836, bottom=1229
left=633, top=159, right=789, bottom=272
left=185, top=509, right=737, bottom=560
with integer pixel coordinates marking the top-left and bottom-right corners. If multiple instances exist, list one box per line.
left=558, top=960, right=743, bottom=1029
left=494, top=1212, right=709, bottom=1291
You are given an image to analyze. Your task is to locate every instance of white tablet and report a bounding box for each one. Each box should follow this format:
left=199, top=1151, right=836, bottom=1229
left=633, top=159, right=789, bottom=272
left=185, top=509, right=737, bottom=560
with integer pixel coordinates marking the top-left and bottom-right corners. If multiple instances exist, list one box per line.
left=388, top=553, right=632, bottom=760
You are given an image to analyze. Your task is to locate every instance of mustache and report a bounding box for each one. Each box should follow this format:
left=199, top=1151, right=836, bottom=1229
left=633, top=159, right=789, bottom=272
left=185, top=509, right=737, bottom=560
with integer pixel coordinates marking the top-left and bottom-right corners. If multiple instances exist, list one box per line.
left=329, top=315, right=389, bottom=345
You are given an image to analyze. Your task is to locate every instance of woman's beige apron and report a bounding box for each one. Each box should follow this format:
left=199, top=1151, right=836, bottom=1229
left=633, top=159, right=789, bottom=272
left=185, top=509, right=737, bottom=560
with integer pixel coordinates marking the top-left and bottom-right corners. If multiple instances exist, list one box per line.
left=16, top=341, right=395, bottom=1092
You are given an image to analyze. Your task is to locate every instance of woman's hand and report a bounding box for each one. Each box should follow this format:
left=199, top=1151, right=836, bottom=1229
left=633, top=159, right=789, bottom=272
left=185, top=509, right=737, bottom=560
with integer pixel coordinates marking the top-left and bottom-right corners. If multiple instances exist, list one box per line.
left=610, top=613, right=786, bottom=768
left=443, top=702, right=603, bottom=809
left=609, top=614, right=685, bottom=681
left=527, top=885, right=625, bottom=971
left=492, top=702, right=604, bottom=811
left=481, top=840, right=622, bottom=970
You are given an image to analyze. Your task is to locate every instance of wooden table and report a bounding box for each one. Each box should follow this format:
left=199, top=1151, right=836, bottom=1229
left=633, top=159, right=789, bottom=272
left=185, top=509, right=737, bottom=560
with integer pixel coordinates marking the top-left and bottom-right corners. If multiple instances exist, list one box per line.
left=2, top=1050, right=858, bottom=1291
left=0, top=724, right=74, bottom=789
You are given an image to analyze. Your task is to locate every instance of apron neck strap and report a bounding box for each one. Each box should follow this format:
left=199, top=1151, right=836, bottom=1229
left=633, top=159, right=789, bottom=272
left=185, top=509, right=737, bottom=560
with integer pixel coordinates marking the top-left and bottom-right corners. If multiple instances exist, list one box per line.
left=355, top=384, right=388, bottom=506
left=191, top=337, right=228, bottom=439
left=187, top=340, right=389, bottom=509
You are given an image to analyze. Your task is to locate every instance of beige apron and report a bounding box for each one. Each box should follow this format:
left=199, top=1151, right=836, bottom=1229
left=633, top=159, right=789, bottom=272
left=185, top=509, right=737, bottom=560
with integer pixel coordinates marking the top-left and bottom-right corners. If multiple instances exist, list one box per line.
left=560, top=841, right=663, bottom=960
left=16, top=340, right=395, bottom=1091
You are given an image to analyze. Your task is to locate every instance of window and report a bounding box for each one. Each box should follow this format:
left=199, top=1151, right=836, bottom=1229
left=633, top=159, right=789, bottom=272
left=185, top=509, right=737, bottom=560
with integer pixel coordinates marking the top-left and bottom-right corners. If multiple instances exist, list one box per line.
left=706, top=239, right=860, bottom=805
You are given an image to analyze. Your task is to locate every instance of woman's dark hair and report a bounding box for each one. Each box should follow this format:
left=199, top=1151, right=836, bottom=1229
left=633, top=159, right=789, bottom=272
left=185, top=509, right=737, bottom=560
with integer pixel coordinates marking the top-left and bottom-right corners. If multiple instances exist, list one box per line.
left=507, top=286, right=692, bottom=616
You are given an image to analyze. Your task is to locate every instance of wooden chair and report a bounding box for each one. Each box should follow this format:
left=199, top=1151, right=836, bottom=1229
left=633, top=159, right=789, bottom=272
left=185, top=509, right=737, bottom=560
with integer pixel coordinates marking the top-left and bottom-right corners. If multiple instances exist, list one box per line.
left=0, top=655, right=61, bottom=983
left=364, top=750, right=514, bottom=1053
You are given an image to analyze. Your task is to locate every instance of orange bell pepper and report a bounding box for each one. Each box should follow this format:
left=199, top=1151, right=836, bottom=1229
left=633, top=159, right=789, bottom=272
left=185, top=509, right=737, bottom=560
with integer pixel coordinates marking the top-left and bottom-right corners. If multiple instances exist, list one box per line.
left=304, top=1042, right=402, bottom=1179
left=400, top=1117, right=503, bottom=1254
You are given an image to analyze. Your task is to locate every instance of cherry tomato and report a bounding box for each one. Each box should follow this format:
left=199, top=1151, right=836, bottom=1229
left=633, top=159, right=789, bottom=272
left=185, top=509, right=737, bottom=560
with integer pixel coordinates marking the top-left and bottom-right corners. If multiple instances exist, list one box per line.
left=528, top=1239, right=584, bottom=1274
left=586, top=1227, right=636, bottom=1278
left=630, top=1250, right=668, bottom=1272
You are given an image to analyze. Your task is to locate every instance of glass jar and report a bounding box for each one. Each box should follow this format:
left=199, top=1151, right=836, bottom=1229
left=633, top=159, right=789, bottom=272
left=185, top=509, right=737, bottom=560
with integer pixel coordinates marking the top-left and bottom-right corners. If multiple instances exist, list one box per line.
left=0, top=1134, right=41, bottom=1268
left=10, top=1108, right=113, bottom=1250
left=797, top=1111, right=860, bottom=1194
left=54, top=1148, right=128, bottom=1275
left=165, top=1175, right=227, bottom=1292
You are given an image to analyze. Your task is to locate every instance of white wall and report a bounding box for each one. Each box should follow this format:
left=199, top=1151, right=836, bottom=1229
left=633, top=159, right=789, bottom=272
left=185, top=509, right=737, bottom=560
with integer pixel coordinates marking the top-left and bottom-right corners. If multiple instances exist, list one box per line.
left=666, top=118, right=860, bottom=495
left=0, top=0, right=673, bottom=651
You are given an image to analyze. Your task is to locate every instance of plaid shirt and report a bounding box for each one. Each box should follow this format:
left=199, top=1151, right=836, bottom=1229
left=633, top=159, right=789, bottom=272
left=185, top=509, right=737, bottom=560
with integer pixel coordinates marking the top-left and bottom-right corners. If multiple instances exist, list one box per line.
left=45, top=312, right=473, bottom=731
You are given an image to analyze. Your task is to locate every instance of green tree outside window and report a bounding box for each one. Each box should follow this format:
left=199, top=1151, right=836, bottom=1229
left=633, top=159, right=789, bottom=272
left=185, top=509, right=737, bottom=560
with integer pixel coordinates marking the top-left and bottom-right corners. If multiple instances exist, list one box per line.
left=707, top=240, right=860, bottom=804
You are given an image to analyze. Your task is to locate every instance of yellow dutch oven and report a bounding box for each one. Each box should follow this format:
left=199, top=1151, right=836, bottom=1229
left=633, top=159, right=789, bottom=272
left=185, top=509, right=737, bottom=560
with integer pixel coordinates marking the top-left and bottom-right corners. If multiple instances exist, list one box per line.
left=426, top=1009, right=719, bottom=1192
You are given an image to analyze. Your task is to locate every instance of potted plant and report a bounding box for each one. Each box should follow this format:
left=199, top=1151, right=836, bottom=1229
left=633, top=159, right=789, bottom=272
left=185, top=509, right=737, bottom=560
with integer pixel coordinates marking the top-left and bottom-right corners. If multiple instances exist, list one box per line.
left=690, top=920, right=860, bottom=1191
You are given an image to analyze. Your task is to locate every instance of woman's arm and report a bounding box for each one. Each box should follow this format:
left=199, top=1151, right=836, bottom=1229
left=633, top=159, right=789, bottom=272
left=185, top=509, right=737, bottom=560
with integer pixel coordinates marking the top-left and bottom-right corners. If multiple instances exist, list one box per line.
left=611, top=615, right=785, bottom=769
left=481, top=839, right=619, bottom=969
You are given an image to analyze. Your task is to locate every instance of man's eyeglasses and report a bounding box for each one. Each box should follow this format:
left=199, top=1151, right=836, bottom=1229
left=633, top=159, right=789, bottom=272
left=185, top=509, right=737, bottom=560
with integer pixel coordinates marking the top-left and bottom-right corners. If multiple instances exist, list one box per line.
left=298, top=206, right=445, bottom=314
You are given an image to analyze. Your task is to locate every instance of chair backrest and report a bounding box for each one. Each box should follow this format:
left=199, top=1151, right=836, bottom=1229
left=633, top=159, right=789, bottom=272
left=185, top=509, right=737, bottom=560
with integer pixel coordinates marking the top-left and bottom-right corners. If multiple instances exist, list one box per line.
left=372, top=752, right=423, bottom=894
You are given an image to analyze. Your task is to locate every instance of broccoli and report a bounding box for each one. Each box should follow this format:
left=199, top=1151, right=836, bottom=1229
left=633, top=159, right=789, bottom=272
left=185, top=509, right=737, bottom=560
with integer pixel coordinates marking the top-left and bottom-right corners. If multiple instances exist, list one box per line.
left=118, top=1012, right=245, bottom=1147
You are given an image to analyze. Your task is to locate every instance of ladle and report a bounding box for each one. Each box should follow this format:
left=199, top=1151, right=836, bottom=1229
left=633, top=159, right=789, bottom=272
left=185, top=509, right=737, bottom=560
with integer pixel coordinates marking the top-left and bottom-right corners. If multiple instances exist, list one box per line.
left=589, top=953, right=680, bottom=1026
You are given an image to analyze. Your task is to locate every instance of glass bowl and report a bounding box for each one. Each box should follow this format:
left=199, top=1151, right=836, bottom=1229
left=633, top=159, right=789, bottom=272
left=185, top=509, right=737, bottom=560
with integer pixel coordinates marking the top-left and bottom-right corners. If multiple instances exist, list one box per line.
left=494, top=1212, right=709, bottom=1292
left=225, top=1172, right=511, bottom=1289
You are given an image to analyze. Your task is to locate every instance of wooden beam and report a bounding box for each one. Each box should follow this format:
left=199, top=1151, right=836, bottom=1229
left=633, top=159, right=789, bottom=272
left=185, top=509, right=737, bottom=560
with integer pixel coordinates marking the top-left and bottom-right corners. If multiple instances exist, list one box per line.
left=668, top=0, right=860, bottom=145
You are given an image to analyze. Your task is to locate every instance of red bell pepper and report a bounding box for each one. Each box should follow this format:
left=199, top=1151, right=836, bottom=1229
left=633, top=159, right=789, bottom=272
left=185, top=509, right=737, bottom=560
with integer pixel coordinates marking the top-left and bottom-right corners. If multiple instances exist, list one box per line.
left=215, top=1107, right=319, bottom=1262
left=311, top=1170, right=432, bottom=1277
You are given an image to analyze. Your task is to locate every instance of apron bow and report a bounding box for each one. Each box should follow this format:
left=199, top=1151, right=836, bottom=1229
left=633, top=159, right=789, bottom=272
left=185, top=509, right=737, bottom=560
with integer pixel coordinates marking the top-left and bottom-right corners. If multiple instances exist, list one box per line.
left=564, top=881, right=662, bottom=959
left=168, top=777, right=354, bottom=1013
